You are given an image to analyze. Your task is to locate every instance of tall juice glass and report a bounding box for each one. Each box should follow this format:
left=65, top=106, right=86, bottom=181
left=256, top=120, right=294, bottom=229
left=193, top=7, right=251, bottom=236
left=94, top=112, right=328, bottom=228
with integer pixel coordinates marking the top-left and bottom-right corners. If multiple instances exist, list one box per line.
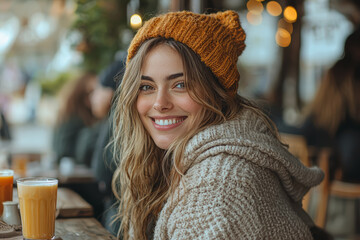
left=0, top=169, right=14, bottom=216
left=17, top=177, right=58, bottom=240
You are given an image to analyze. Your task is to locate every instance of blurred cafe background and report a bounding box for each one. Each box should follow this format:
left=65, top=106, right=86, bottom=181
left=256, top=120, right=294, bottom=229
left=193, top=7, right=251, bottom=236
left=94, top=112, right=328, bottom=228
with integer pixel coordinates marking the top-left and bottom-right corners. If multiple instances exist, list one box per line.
left=0, top=0, right=359, bottom=238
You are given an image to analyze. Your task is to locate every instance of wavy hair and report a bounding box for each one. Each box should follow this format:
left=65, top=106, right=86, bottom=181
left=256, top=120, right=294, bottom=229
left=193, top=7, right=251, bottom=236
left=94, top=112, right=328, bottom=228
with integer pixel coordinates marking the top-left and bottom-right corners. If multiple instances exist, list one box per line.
left=111, top=38, right=278, bottom=239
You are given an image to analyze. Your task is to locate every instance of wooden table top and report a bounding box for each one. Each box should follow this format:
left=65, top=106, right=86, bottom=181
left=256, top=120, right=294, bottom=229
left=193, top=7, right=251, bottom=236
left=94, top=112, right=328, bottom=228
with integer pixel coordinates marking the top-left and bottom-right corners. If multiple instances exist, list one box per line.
left=4, top=218, right=116, bottom=240
left=13, top=187, right=94, bottom=218
left=55, top=218, right=117, bottom=240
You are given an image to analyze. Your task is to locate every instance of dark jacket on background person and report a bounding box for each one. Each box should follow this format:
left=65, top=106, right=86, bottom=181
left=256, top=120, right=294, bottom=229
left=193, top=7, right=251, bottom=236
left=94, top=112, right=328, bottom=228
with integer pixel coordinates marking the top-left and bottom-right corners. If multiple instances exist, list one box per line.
left=53, top=115, right=86, bottom=162
left=90, top=57, right=126, bottom=236
left=301, top=115, right=360, bottom=183
left=0, top=111, right=11, bottom=140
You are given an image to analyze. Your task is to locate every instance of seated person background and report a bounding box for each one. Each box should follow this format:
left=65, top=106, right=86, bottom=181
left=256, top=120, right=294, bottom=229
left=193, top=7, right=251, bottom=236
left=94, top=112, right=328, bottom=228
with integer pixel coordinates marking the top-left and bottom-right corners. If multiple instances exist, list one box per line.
left=52, top=72, right=99, bottom=165
left=90, top=58, right=126, bottom=236
left=301, top=28, right=360, bottom=183
left=0, top=110, right=11, bottom=141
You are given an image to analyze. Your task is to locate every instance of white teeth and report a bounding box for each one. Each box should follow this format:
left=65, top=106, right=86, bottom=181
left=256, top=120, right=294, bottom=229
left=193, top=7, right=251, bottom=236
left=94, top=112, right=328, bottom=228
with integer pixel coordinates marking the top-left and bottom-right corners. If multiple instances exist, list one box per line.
left=155, top=118, right=183, bottom=126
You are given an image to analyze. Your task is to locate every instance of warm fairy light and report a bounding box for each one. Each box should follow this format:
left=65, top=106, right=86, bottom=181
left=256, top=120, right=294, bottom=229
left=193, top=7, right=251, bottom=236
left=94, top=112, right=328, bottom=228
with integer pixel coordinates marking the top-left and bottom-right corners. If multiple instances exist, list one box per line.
left=247, top=0, right=264, bottom=14
left=278, top=18, right=293, bottom=34
left=130, top=14, right=142, bottom=29
left=284, top=6, right=297, bottom=23
left=246, top=11, right=262, bottom=25
left=266, top=1, right=282, bottom=16
left=276, top=28, right=291, bottom=47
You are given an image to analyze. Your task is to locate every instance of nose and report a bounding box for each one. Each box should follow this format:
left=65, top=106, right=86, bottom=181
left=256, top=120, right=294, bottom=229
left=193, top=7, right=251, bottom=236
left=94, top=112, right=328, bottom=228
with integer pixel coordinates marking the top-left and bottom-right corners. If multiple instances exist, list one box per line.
left=153, top=90, right=173, bottom=112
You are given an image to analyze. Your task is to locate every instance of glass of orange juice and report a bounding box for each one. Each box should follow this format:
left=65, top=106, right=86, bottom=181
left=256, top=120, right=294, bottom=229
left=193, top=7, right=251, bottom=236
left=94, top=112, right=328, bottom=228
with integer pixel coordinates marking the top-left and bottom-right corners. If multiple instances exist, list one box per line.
left=17, top=177, right=58, bottom=240
left=0, top=169, right=14, bottom=216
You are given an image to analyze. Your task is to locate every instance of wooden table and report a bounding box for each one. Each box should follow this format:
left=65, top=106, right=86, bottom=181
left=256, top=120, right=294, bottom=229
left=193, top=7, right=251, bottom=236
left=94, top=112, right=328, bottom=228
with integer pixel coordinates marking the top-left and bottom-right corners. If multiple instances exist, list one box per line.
left=5, top=218, right=116, bottom=240
left=55, top=218, right=117, bottom=240
left=13, top=187, right=94, bottom=218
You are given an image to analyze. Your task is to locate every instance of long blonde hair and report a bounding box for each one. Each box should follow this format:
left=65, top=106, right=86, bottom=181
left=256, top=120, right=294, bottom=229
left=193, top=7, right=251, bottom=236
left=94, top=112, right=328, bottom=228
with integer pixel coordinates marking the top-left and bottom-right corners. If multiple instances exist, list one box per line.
left=111, top=38, right=278, bottom=239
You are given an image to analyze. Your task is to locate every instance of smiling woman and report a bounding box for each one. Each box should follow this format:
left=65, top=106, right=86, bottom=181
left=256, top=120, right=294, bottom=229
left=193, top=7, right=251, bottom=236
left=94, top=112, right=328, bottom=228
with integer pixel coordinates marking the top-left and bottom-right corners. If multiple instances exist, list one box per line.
left=136, top=44, right=203, bottom=150
left=111, top=10, right=327, bottom=240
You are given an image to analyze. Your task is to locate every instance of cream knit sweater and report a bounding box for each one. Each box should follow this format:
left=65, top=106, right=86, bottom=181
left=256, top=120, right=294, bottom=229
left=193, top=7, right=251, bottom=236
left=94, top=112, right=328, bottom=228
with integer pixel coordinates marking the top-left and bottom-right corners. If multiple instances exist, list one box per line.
left=151, top=109, right=324, bottom=240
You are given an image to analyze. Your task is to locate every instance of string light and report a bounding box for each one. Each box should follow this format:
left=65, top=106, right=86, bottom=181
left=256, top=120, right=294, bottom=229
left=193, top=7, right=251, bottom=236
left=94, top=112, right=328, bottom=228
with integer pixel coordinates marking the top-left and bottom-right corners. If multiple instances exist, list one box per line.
left=130, top=14, right=142, bottom=29
left=278, top=18, right=293, bottom=34
left=266, top=1, right=282, bottom=17
left=245, top=0, right=297, bottom=47
left=247, top=0, right=264, bottom=15
left=246, top=11, right=262, bottom=25
left=276, top=28, right=291, bottom=47
left=284, top=6, right=297, bottom=23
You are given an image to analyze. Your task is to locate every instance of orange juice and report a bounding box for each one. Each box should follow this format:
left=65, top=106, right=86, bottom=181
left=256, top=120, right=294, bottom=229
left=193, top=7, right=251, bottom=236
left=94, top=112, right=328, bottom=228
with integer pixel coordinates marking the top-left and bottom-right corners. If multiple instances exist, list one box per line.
left=0, top=170, right=14, bottom=216
left=17, top=178, right=58, bottom=240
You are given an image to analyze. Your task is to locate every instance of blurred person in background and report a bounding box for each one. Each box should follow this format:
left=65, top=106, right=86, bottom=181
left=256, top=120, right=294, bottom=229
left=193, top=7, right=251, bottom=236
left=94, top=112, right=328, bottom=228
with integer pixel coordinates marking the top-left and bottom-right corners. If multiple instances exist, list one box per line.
left=90, top=58, right=125, bottom=236
left=0, top=110, right=11, bottom=141
left=52, top=72, right=99, bottom=165
left=301, top=27, right=360, bottom=183
left=301, top=27, right=360, bottom=236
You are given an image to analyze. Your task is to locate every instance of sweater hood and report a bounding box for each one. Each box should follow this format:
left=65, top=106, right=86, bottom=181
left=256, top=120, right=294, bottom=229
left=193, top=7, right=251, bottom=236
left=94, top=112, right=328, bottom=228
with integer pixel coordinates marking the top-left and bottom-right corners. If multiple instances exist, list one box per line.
left=183, top=109, right=324, bottom=204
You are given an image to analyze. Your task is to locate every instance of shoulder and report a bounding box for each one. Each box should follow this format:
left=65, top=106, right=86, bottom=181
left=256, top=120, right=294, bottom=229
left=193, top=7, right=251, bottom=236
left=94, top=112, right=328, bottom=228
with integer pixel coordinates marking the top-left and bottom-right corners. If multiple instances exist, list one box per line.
left=183, top=109, right=277, bottom=166
left=185, top=153, right=265, bottom=187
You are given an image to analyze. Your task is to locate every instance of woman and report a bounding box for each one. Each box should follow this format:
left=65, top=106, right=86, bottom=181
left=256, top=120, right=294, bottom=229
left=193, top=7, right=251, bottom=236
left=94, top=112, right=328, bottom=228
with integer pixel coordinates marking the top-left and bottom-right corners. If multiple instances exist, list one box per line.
left=112, top=10, right=325, bottom=239
left=302, top=28, right=360, bottom=182
left=53, top=72, right=98, bottom=163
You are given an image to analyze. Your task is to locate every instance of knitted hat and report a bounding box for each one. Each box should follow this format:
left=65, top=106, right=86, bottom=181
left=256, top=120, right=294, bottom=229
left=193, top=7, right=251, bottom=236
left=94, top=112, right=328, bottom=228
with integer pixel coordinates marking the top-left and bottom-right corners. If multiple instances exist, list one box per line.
left=127, top=10, right=246, bottom=95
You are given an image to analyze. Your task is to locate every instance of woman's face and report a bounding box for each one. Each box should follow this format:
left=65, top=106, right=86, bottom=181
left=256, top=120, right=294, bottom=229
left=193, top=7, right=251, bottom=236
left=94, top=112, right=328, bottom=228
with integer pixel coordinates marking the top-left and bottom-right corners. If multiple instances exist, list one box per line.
left=90, top=85, right=114, bottom=119
left=136, top=44, right=203, bottom=149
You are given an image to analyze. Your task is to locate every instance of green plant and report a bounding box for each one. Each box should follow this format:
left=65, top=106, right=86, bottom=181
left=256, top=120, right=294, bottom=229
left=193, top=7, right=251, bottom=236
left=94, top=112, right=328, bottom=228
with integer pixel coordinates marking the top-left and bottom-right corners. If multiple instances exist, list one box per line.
left=72, top=0, right=130, bottom=72
left=38, top=72, right=76, bottom=96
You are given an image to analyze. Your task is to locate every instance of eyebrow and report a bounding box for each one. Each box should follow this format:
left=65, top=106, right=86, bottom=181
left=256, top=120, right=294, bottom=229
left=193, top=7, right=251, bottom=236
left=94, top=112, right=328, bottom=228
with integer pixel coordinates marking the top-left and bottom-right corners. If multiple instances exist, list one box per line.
left=141, top=72, right=184, bottom=81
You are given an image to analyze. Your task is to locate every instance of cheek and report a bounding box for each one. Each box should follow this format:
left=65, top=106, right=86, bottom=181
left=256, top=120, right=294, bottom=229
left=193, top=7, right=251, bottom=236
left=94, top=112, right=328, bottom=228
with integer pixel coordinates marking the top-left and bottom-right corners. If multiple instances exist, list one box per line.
left=179, top=96, right=203, bottom=114
left=136, top=95, right=151, bottom=117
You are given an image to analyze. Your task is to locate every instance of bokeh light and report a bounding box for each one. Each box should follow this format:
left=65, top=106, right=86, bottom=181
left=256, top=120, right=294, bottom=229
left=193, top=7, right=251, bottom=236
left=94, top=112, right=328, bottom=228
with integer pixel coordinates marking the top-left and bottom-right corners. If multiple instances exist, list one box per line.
left=247, top=0, right=264, bottom=14
left=266, top=1, right=282, bottom=17
left=278, top=18, right=293, bottom=34
left=130, top=14, right=142, bottom=29
left=276, top=28, right=291, bottom=47
left=284, top=6, right=297, bottom=23
left=246, top=11, right=263, bottom=25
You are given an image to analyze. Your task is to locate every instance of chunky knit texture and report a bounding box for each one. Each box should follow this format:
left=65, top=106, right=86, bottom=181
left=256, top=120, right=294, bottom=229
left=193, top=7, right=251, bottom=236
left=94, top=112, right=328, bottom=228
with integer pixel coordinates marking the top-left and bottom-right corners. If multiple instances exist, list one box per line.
left=127, top=10, right=246, bottom=95
left=149, top=109, right=324, bottom=239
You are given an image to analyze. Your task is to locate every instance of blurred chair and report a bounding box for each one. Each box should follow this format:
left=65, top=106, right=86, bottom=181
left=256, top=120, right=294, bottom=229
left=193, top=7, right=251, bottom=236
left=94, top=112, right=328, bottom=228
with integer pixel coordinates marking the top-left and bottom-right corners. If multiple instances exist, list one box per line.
left=315, top=148, right=360, bottom=228
left=280, top=133, right=311, bottom=210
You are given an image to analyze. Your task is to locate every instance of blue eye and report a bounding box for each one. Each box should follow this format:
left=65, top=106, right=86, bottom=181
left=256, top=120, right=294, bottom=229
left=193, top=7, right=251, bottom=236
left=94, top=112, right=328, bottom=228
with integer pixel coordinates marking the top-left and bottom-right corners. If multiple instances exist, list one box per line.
left=175, top=82, right=185, bottom=89
left=139, top=85, right=154, bottom=91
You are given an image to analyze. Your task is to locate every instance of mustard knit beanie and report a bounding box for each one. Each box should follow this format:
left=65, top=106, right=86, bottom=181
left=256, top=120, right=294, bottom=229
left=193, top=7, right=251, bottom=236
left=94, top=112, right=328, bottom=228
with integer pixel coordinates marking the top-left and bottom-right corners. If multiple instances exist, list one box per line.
left=127, top=10, right=246, bottom=95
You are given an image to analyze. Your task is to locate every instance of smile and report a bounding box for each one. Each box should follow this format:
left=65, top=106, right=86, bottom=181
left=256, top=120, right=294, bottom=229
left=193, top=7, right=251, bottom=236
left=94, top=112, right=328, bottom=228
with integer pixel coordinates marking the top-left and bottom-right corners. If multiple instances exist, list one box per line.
left=155, top=118, right=184, bottom=125
left=151, top=117, right=187, bottom=129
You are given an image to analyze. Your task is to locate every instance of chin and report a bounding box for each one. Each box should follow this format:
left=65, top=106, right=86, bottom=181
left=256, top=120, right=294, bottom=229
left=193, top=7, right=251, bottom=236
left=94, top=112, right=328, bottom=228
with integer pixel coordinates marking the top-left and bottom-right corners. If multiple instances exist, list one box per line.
left=153, top=138, right=172, bottom=150
left=155, top=142, right=170, bottom=150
